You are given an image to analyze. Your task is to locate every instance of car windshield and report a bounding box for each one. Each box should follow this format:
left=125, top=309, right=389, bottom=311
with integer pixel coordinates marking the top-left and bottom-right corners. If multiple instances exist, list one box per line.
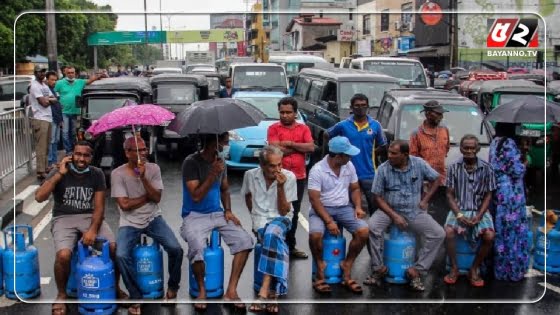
left=154, top=84, right=197, bottom=104
left=236, top=96, right=302, bottom=120
left=363, top=61, right=427, bottom=87
left=207, top=77, right=220, bottom=91
left=285, top=62, right=316, bottom=76
left=399, top=104, right=490, bottom=145
left=233, top=66, right=287, bottom=91
left=86, top=97, right=135, bottom=120
left=0, top=81, right=29, bottom=101
left=340, top=82, right=399, bottom=109
left=498, top=93, right=544, bottom=106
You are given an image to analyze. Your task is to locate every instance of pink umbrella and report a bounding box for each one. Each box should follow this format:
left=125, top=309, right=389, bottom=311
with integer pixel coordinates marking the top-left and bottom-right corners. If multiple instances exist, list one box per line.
left=87, top=100, right=175, bottom=162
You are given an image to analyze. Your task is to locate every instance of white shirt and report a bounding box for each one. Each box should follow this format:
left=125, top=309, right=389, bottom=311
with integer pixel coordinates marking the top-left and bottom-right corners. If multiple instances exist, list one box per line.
left=308, top=156, right=359, bottom=207
left=241, top=168, right=297, bottom=231
left=29, top=79, right=53, bottom=122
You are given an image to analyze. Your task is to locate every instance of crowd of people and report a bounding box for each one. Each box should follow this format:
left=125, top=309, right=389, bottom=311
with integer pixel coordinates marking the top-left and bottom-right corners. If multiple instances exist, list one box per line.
left=34, top=90, right=532, bottom=314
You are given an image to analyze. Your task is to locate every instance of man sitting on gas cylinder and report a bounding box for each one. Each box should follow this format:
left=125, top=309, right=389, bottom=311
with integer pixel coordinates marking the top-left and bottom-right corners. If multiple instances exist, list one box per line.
left=308, top=136, right=369, bottom=294
left=241, top=145, right=297, bottom=313
left=112, top=136, right=184, bottom=315
left=180, top=133, right=253, bottom=311
left=35, top=141, right=127, bottom=315
left=443, top=134, right=496, bottom=287
left=366, top=140, right=445, bottom=291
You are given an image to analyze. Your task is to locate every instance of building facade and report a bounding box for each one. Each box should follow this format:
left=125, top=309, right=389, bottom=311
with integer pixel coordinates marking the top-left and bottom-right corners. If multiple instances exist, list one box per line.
left=373, top=0, right=415, bottom=56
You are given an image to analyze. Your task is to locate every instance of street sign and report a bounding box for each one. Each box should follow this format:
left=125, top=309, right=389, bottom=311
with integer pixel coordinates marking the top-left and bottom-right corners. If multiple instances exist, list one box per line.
left=87, top=31, right=165, bottom=46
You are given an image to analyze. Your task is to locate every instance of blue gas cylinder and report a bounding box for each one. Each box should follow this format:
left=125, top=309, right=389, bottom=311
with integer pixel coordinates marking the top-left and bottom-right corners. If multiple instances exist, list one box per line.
left=534, top=226, right=547, bottom=272
left=383, top=226, right=416, bottom=284
left=446, top=235, right=477, bottom=275
left=77, top=238, right=116, bottom=315
left=189, top=229, right=224, bottom=298
left=133, top=235, right=164, bottom=299
left=3, top=225, right=41, bottom=300
left=312, top=227, right=347, bottom=284
left=66, top=245, right=78, bottom=298
left=536, top=220, right=560, bottom=273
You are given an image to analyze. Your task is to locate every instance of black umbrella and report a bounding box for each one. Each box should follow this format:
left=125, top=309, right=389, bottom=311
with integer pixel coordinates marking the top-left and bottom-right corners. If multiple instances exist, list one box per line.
left=167, top=98, right=267, bottom=135
left=484, top=95, right=560, bottom=123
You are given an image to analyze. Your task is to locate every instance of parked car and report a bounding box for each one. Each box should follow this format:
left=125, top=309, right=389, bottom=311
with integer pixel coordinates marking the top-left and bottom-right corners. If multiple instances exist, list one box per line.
left=375, top=88, right=494, bottom=164
left=293, top=67, right=399, bottom=156
left=226, top=91, right=308, bottom=170
left=349, top=57, right=429, bottom=88
left=0, top=76, right=33, bottom=112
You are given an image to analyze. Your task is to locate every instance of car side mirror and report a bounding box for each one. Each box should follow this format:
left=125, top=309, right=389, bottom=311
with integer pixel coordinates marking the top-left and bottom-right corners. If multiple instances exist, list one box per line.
left=75, top=96, right=83, bottom=108
left=327, top=101, right=338, bottom=113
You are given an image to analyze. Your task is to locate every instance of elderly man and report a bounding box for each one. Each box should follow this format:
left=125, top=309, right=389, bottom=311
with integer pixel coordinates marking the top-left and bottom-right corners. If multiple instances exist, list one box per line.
left=443, top=135, right=496, bottom=287
left=180, top=133, right=253, bottom=311
left=35, top=141, right=126, bottom=315
left=409, top=100, right=451, bottom=224
left=112, top=137, right=184, bottom=315
left=366, top=140, right=445, bottom=291
left=308, top=136, right=369, bottom=294
left=241, top=146, right=297, bottom=313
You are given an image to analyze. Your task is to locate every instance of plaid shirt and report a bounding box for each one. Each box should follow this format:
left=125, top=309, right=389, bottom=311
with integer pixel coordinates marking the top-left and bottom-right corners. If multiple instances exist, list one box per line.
left=409, top=121, right=450, bottom=185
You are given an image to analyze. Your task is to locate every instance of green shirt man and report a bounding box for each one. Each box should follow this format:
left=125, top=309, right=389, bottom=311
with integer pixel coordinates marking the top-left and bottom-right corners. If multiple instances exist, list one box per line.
left=54, top=78, right=87, bottom=115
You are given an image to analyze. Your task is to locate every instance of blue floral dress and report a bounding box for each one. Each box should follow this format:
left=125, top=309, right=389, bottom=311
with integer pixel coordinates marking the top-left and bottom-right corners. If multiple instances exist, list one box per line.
left=489, top=137, right=529, bottom=281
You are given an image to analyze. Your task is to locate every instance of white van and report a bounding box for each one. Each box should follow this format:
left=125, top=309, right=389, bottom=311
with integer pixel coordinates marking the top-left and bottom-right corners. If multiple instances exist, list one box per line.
left=350, top=57, right=428, bottom=88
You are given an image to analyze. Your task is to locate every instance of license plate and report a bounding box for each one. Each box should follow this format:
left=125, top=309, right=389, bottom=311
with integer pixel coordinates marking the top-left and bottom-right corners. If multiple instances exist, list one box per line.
left=253, top=150, right=261, bottom=157
left=519, top=129, right=541, bottom=137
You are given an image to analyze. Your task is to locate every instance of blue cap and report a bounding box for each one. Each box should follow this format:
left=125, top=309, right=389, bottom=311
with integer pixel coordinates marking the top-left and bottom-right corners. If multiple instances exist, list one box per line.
left=328, top=136, right=360, bottom=156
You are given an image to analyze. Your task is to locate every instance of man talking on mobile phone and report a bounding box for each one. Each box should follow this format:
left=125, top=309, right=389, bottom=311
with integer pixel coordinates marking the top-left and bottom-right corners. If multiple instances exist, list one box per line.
left=35, top=141, right=127, bottom=315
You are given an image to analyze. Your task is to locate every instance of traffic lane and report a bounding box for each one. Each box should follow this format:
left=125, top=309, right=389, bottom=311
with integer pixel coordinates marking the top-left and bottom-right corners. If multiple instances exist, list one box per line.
left=28, top=156, right=545, bottom=302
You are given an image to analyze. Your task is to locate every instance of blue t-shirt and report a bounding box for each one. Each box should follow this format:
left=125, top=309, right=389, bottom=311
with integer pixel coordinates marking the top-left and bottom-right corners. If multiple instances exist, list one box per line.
left=181, top=152, right=226, bottom=217
left=327, top=115, right=386, bottom=180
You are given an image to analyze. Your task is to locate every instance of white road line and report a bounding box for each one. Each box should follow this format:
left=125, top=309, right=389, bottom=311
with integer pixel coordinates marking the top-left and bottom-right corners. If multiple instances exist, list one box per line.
left=33, top=210, right=52, bottom=241
left=299, top=214, right=309, bottom=232
left=23, top=199, right=49, bottom=217
left=525, top=268, right=544, bottom=278
left=539, top=282, right=560, bottom=295
left=40, top=277, right=51, bottom=285
left=14, top=185, right=39, bottom=201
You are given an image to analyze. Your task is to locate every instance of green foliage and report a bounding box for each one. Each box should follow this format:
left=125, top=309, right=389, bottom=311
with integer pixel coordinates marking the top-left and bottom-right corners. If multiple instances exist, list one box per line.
left=0, top=0, right=141, bottom=71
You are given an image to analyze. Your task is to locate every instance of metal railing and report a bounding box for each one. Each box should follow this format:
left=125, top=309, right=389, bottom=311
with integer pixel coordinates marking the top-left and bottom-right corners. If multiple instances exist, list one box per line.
left=0, top=108, right=34, bottom=191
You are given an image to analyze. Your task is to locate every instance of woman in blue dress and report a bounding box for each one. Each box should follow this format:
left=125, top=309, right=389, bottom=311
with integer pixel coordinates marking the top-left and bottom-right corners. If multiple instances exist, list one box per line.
left=489, top=123, right=529, bottom=281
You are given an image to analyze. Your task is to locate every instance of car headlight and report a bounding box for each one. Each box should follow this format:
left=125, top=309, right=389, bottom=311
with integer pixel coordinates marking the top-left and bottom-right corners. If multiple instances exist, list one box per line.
left=229, top=130, right=244, bottom=141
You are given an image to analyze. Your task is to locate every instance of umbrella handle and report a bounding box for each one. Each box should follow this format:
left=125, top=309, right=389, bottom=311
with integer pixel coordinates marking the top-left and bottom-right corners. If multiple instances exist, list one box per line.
left=131, top=125, right=141, bottom=164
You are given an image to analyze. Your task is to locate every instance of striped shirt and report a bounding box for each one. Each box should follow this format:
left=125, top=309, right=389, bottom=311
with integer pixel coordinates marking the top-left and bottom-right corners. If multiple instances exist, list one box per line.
left=446, top=158, right=497, bottom=211
left=308, top=156, right=359, bottom=207
left=371, top=156, right=440, bottom=220
left=409, top=121, right=450, bottom=185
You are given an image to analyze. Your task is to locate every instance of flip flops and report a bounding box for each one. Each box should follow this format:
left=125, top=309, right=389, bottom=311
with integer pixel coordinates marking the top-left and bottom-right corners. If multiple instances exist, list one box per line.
left=341, top=279, right=363, bottom=294
left=312, top=279, right=332, bottom=294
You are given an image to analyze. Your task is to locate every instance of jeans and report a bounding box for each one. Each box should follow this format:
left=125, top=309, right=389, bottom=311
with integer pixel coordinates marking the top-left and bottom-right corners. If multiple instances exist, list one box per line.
left=286, top=179, right=305, bottom=250
left=62, top=114, right=77, bottom=154
left=48, top=121, right=61, bottom=166
left=116, top=216, right=184, bottom=299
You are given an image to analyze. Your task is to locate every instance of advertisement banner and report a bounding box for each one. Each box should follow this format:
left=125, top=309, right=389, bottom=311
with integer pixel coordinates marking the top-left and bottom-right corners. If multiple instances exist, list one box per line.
left=167, top=29, right=245, bottom=43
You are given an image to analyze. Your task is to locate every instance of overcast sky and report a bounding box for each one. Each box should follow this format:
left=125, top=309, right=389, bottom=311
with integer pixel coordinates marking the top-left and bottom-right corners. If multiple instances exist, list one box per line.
left=90, top=0, right=253, bottom=58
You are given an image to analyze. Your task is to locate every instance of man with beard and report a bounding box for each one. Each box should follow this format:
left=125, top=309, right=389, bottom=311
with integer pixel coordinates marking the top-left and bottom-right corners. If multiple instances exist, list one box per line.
left=326, top=93, right=387, bottom=215
left=35, top=141, right=127, bottom=315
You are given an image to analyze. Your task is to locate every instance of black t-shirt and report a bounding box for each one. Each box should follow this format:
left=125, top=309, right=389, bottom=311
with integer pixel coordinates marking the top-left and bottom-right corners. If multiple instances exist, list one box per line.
left=46, top=166, right=106, bottom=217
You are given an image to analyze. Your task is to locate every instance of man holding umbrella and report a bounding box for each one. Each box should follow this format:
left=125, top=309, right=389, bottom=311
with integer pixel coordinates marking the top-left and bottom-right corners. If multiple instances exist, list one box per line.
left=180, top=132, right=253, bottom=311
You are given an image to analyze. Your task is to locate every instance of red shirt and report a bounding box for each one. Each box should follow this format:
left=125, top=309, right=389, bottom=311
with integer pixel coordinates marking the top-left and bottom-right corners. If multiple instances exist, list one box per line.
left=267, top=122, right=313, bottom=179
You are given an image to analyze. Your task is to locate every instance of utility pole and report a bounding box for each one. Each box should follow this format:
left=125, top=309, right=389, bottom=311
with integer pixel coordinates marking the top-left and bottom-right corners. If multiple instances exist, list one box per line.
left=45, top=0, right=58, bottom=72
left=144, top=0, right=149, bottom=70
left=160, top=0, right=164, bottom=59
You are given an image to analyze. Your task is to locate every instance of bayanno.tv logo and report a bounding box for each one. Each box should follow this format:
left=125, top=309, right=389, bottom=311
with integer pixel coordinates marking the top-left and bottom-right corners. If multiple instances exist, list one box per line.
left=487, top=18, right=538, bottom=48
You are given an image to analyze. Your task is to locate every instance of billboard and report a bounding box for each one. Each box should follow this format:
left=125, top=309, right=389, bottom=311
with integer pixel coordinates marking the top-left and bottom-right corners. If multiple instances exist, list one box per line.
left=413, top=0, right=450, bottom=47
left=166, top=29, right=245, bottom=43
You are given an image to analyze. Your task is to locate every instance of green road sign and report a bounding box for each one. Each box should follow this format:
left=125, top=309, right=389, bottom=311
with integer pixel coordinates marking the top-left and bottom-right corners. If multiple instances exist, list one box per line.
left=87, top=31, right=166, bottom=46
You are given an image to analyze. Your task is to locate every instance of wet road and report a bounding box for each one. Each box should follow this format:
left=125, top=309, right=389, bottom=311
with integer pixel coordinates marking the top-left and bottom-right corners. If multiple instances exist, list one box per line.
left=1, top=155, right=559, bottom=314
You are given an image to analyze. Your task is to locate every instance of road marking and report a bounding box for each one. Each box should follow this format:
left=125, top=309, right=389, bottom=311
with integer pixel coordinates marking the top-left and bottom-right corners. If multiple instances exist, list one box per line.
left=539, top=282, right=560, bottom=295
left=525, top=268, right=544, bottom=278
left=299, top=214, right=309, bottom=232
left=23, top=199, right=49, bottom=217
left=33, top=210, right=52, bottom=241
left=40, top=277, right=51, bottom=285
left=14, top=185, right=39, bottom=201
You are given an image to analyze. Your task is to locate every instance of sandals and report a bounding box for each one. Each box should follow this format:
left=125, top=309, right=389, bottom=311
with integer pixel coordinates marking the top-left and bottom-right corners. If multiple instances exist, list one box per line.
left=127, top=304, right=141, bottom=315
left=363, top=266, right=388, bottom=287
left=443, top=271, right=459, bottom=285
left=52, top=303, right=67, bottom=315
left=312, top=279, right=332, bottom=294
left=406, top=269, right=425, bottom=292
left=290, top=248, right=309, bottom=259
left=266, top=301, right=279, bottom=314
left=223, top=296, right=247, bottom=311
left=193, top=301, right=207, bottom=312
left=249, top=296, right=267, bottom=313
left=341, top=279, right=363, bottom=294
left=468, top=272, right=485, bottom=287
